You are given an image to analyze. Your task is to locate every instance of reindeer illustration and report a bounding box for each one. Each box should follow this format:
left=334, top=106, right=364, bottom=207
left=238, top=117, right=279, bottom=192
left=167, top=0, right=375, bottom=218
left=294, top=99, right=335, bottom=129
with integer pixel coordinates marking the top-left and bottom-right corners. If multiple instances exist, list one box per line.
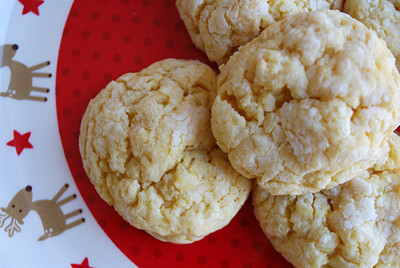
left=0, top=44, right=51, bottom=102
left=0, top=184, right=85, bottom=241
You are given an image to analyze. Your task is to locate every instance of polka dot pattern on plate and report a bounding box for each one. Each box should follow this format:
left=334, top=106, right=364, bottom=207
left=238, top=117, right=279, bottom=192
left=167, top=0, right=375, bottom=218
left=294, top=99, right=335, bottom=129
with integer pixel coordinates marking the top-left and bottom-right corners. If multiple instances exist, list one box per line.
left=56, top=1, right=291, bottom=267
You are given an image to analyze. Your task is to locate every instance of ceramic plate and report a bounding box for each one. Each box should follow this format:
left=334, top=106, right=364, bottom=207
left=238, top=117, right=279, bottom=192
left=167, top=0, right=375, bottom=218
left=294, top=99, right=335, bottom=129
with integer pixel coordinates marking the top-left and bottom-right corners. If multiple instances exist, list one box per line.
left=0, top=1, right=291, bottom=267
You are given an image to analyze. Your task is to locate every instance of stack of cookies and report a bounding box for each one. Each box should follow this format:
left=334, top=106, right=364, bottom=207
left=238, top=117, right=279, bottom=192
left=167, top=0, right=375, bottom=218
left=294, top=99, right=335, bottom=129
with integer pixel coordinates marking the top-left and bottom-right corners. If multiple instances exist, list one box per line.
left=79, top=0, right=400, bottom=267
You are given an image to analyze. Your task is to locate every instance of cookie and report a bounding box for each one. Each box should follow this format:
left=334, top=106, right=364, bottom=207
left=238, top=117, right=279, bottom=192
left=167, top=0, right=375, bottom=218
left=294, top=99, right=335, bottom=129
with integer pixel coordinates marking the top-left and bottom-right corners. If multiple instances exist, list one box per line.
left=253, top=133, right=400, bottom=268
left=343, top=0, right=400, bottom=71
left=79, top=59, right=252, bottom=243
left=176, top=0, right=343, bottom=65
left=211, top=10, right=400, bottom=195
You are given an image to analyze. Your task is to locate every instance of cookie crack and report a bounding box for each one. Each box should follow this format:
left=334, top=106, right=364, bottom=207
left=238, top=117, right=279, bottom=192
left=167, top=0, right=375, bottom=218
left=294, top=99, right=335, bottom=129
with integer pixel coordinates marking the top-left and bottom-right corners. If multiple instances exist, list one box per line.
left=220, top=92, right=251, bottom=121
left=193, top=0, right=209, bottom=29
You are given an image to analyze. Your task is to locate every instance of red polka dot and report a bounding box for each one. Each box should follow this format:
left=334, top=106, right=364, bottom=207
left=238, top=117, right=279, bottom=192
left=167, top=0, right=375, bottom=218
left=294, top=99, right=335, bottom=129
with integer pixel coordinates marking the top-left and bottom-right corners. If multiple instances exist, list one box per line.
left=252, top=242, right=262, bottom=251
left=81, top=29, right=90, bottom=38
left=72, top=89, right=81, bottom=97
left=142, top=0, right=151, bottom=5
left=70, top=9, right=79, bottom=17
left=102, top=32, right=111, bottom=41
left=63, top=28, right=69, bottom=37
left=121, top=0, right=129, bottom=3
left=220, top=259, right=230, bottom=268
left=132, top=16, right=141, bottom=24
left=131, top=246, right=141, bottom=255
left=82, top=70, right=91, bottom=79
left=98, top=218, right=107, bottom=228
left=163, top=0, right=171, bottom=8
left=86, top=195, right=95, bottom=205
left=75, top=172, right=84, bottom=182
left=71, top=48, right=80, bottom=57
left=62, top=67, right=70, bottom=76
left=175, top=21, right=184, bottom=30
left=64, top=149, right=72, bottom=158
left=112, top=14, right=120, bottom=22
left=92, top=51, right=101, bottom=60
left=154, top=249, right=162, bottom=258
left=103, top=73, right=113, bottom=82
left=91, top=11, right=99, bottom=20
left=165, top=40, right=174, bottom=48
left=144, top=37, right=153, bottom=46
left=186, top=43, right=195, bottom=51
left=240, top=218, right=250, bottom=227
left=113, top=54, right=122, bottom=62
left=73, top=131, right=80, bottom=139
left=231, top=239, right=240, bottom=248
left=154, top=19, right=162, bottom=27
left=175, top=252, right=185, bottom=261
left=123, top=35, right=132, bottom=44
left=208, top=235, right=217, bottom=245
left=134, top=56, right=143, bottom=65
left=198, top=256, right=208, bottom=265
left=119, top=221, right=130, bottom=231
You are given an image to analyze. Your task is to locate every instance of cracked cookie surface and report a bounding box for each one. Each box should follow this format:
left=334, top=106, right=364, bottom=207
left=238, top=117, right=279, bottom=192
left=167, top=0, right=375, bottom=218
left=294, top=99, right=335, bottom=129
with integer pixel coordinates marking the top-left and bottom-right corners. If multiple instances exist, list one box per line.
left=253, top=133, right=400, bottom=268
left=343, top=0, right=400, bottom=71
left=79, top=59, right=251, bottom=243
left=176, top=0, right=343, bottom=65
left=211, top=10, right=400, bottom=195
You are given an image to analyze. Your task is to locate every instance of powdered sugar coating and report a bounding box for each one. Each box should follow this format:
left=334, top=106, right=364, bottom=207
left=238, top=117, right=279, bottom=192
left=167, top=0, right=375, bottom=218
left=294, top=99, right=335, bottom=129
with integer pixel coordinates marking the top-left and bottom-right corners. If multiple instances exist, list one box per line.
left=211, top=10, right=400, bottom=195
left=253, top=133, right=400, bottom=267
left=343, top=0, right=400, bottom=71
left=176, top=0, right=343, bottom=65
left=79, top=59, right=251, bottom=243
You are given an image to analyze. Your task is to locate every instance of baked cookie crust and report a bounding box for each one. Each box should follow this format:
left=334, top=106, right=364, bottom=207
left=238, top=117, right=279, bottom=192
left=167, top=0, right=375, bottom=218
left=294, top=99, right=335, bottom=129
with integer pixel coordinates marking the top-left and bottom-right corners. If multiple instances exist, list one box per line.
left=176, top=0, right=343, bottom=65
left=79, top=59, right=251, bottom=243
left=211, top=10, right=400, bottom=195
left=343, top=0, right=400, bottom=71
left=253, top=133, right=400, bottom=268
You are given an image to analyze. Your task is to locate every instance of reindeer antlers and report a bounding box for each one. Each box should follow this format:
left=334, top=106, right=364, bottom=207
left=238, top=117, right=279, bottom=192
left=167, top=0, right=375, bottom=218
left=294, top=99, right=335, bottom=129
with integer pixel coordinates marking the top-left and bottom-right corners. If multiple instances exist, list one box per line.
left=0, top=209, right=21, bottom=237
left=0, top=209, right=10, bottom=228
left=4, top=218, right=21, bottom=237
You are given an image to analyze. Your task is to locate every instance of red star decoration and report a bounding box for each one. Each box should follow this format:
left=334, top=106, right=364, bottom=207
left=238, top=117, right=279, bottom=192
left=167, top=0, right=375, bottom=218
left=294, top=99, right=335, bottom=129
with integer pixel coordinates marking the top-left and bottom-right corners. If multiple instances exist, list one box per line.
left=6, top=130, right=33, bottom=155
left=18, top=0, right=44, bottom=16
left=71, top=258, right=94, bottom=268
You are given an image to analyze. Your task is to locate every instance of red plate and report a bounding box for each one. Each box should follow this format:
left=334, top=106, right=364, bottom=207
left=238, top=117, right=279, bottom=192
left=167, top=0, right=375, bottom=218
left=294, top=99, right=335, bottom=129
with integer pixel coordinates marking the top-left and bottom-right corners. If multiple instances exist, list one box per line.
left=56, top=1, right=292, bottom=267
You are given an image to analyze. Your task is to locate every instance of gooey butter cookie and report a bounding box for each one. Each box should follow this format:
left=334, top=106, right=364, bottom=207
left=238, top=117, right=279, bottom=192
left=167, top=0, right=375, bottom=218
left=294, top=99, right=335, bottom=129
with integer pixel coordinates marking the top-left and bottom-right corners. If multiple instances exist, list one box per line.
left=79, top=59, right=251, bottom=243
